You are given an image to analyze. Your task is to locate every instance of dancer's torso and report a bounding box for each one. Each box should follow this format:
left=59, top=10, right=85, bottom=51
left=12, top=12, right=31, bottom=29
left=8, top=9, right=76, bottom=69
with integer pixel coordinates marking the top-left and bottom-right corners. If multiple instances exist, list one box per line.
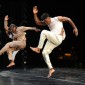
left=13, top=31, right=26, bottom=41
left=48, top=17, right=66, bottom=40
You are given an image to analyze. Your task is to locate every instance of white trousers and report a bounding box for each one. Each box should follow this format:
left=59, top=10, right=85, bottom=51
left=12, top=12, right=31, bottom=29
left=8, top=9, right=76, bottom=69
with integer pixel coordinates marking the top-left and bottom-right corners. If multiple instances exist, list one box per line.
left=8, top=50, right=19, bottom=61
left=38, top=30, right=63, bottom=69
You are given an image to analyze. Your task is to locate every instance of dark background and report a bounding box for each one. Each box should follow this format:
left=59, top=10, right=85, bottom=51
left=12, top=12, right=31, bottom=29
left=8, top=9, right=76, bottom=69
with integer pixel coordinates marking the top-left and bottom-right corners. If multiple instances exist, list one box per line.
left=0, top=0, right=84, bottom=68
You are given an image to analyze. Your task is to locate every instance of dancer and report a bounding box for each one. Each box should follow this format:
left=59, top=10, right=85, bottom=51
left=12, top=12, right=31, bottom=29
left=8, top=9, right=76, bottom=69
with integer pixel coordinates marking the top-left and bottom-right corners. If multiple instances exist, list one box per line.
left=0, top=15, right=40, bottom=67
left=30, top=6, right=78, bottom=78
left=4, top=15, right=19, bottom=67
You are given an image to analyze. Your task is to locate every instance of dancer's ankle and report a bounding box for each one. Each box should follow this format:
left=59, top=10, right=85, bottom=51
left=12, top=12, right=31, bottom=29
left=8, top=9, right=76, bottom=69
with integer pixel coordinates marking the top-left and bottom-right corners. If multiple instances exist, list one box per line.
left=50, top=68, right=54, bottom=70
left=47, top=68, right=55, bottom=78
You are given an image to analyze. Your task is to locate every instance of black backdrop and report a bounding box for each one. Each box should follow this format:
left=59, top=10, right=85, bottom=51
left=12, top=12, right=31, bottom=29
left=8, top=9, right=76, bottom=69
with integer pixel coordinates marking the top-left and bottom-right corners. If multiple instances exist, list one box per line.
left=0, top=0, right=84, bottom=68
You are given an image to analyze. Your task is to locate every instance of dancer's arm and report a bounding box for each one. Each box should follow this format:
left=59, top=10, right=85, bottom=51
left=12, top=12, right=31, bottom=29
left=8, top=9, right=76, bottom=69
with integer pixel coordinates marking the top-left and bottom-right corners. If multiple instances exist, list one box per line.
left=33, top=6, right=45, bottom=26
left=4, top=15, right=9, bottom=34
left=17, top=26, right=40, bottom=32
left=58, top=16, right=78, bottom=36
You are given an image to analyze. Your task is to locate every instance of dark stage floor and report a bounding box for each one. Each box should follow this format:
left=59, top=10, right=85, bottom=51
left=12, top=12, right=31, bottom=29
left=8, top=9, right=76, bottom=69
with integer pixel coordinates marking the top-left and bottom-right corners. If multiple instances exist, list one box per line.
left=0, top=68, right=85, bottom=85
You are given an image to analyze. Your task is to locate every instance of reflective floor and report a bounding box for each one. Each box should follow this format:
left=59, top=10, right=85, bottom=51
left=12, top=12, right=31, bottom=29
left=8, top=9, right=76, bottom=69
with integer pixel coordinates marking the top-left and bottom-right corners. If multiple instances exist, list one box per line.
left=0, top=68, right=85, bottom=85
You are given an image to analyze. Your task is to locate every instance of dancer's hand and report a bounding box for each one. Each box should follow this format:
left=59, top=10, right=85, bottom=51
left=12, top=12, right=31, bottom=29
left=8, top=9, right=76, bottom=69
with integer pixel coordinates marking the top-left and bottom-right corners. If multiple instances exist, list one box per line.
left=73, top=28, right=78, bottom=36
left=35, top=28, right=41, bottom=32
left=33, top=6, right=38, bottom=14
left=4, top=15, right=9, bottom=21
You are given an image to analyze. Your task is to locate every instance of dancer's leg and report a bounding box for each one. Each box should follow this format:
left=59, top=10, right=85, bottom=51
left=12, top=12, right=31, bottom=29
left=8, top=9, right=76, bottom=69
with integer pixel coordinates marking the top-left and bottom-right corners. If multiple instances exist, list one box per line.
left=30, top=30, right=60, bottom=53
left=7, top=49, right=19, bottom=67
left=42, top=41, right=57, bottom=78
left=0, top=41, right=26, bottom=55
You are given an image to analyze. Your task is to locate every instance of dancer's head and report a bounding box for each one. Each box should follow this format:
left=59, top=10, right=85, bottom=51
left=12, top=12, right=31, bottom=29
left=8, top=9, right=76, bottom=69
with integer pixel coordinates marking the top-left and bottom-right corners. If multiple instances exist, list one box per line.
left=41, top=13, right=51, bottom=24
left=9, top=24, right=17, bottom=33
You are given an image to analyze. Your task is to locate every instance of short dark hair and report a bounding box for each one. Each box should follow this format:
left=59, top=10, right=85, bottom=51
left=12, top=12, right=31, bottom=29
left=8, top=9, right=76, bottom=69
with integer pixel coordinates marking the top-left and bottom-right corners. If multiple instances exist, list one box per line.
left=41, top=13, right=50, bottom=21
left=9, top=24, right=17, bottom=29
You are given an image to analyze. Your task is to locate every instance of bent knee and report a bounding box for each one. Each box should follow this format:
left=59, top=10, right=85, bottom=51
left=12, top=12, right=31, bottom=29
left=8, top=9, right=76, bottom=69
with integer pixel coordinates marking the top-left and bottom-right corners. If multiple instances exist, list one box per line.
left=6, top=42, right=10, bottom=46
left=6, top=42, right=14, bottom=48
left=41, top=30, right=48, bottom=35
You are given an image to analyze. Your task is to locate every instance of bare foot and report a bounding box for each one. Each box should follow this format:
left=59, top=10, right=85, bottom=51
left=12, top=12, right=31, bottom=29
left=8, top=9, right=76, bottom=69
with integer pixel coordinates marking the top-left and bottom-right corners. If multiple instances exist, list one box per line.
left=47, top=68, right=55, bottom=78
left=7, top=61, right=15, bottom=68
left=30, top=47, right=40, bottom=53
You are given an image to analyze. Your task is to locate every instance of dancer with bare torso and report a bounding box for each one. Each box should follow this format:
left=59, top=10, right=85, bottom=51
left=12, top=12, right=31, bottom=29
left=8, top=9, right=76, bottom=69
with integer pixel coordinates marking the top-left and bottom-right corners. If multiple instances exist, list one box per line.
left=0, top=15, right=40, bottom=67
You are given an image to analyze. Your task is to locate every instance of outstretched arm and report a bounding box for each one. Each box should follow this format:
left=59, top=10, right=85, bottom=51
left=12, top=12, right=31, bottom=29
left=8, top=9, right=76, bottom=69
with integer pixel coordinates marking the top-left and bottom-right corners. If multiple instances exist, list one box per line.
left=33, top=6, right=45, bottom=26
left=17, top=26, right=40, bottom=32
left=58, top=16, right=78, bottom=36
left=4, top=15, right=9, bottom=34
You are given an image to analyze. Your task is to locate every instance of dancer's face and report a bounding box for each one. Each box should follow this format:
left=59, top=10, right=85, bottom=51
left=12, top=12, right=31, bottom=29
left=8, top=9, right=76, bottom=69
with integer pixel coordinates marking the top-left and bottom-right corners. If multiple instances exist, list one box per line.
left=9, top=24, right=17, bottom=33
left=44, top=17, right=51, bottom=25
left=12, top=27, right=16, bottom=33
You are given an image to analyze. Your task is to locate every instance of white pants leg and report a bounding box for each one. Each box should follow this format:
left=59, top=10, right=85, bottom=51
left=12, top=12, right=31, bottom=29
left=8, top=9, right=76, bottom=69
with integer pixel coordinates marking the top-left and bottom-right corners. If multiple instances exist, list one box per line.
left=38, top=30, right=61, bottom=49
left=8, top=50, right=19, bottom=61
left=38, top=30, right=62, bottom=69
left=12, top=50, right=19, bottom=61
left=42, top=41, right=57, bottom=69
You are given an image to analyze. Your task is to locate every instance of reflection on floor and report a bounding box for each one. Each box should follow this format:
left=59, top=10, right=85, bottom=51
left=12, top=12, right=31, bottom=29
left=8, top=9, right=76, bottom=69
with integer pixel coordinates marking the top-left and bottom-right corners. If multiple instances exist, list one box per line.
left=0, top=68, right=85, bottom=85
